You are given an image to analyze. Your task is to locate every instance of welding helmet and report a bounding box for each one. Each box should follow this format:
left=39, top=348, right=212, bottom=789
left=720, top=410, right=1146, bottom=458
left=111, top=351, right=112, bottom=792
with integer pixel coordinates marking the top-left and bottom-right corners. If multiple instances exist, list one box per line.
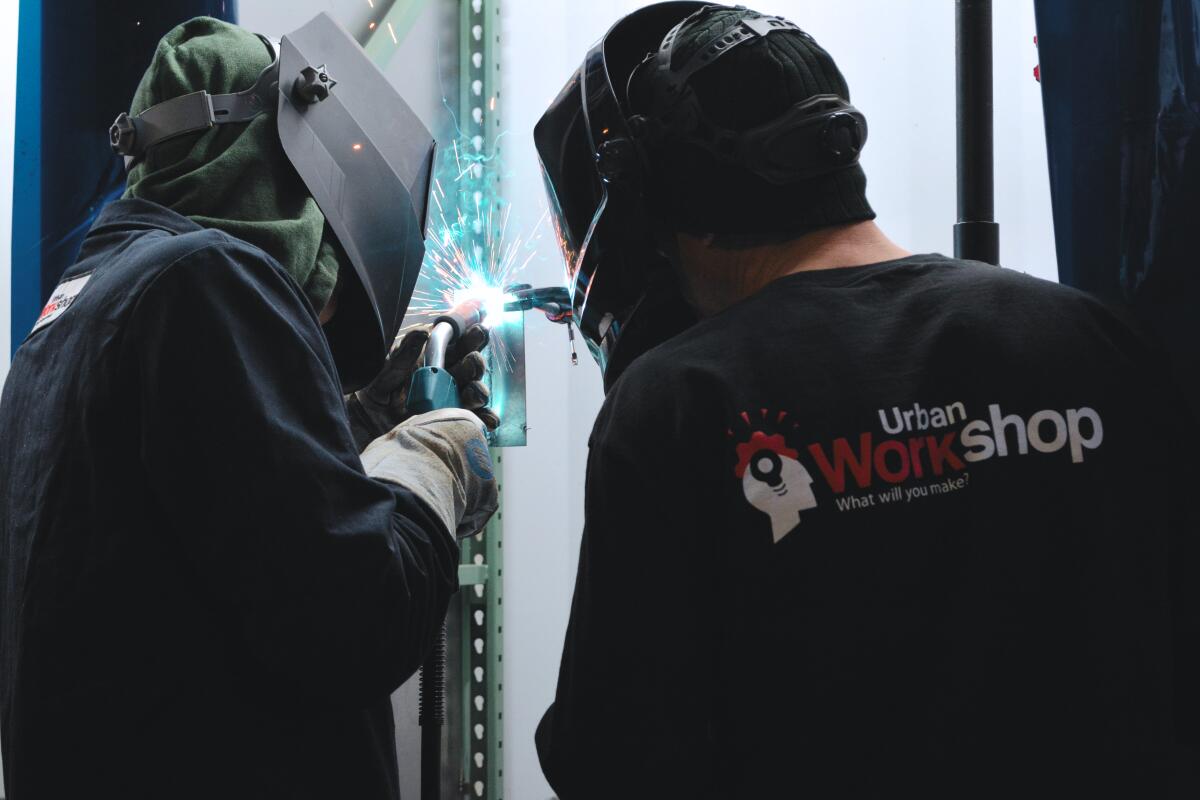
left=109, top=13, right=436, bottom=391
left=535, top=2, right=868, bottom=389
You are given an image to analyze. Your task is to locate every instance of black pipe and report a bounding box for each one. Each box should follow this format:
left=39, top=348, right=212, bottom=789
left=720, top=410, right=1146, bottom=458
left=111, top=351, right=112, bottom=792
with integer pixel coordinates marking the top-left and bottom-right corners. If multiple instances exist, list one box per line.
left=419, top=625, right=447, bottom=800
left=955, top=0, right=1001, bottom=265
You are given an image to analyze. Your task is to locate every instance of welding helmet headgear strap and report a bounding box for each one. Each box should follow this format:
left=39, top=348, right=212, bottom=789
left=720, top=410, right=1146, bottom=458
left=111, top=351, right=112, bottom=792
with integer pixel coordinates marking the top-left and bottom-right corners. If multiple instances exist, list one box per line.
left=110, top=14, right=437, bottom=392
left=110, top=35, right=283, bottom=170
left=627, top=5, right=867, bottom=186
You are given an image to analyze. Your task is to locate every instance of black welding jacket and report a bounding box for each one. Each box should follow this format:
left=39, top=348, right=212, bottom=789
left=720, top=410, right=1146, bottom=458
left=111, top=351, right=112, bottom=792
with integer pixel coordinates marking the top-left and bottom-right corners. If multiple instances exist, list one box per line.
left=536, top=255, right=1199, bottom=799
left=0, top=198, right=457, bottom=799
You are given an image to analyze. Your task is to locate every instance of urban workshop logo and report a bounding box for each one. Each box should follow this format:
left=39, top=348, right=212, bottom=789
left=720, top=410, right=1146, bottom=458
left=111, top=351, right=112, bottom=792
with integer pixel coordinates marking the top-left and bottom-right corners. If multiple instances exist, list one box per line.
left=730, top=400, right=1105, bottom=538
left=730, top=411, right=817, bottom=543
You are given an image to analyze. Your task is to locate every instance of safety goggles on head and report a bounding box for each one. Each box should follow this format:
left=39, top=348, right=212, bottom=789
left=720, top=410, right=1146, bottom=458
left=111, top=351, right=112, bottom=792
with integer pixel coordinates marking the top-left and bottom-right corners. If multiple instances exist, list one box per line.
left=110, top=13, right=437, bottom=392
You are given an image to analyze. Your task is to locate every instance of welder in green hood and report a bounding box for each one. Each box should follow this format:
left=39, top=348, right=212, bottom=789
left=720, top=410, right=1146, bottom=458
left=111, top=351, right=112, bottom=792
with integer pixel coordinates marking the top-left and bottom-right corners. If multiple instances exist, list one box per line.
left=0, top=15, right=497, bottom=799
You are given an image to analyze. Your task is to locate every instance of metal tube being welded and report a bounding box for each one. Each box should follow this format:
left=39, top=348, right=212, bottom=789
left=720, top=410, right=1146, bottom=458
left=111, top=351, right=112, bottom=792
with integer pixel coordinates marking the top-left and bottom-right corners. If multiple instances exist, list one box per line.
left=955, top=0, right=1000, bottom=265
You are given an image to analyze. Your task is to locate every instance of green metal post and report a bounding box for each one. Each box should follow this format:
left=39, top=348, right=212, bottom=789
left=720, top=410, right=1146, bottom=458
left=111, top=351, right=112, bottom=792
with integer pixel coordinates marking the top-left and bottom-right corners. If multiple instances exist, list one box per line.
left=458, top=453, right=503, bottom=799
left=456, top=1, right=504, bottom=798
left=362, top=3, right=505, bottom=798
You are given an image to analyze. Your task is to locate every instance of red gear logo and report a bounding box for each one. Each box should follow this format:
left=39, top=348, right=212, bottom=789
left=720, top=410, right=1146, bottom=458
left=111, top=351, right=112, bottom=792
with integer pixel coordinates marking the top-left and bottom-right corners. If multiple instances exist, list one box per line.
left=734, top=431, right=798, bottom=478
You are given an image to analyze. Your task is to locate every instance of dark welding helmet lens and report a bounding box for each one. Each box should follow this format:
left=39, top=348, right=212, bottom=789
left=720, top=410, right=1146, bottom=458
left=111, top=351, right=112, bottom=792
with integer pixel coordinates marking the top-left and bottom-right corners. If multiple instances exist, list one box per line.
left=535, top=2, right=706, bottom=385
left=535, top=59, right=627, bottom=360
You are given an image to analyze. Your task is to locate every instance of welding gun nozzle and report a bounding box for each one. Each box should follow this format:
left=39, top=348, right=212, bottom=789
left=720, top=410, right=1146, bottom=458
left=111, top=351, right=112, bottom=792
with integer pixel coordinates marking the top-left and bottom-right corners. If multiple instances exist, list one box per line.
left=435, top=298, right=485, bottom=339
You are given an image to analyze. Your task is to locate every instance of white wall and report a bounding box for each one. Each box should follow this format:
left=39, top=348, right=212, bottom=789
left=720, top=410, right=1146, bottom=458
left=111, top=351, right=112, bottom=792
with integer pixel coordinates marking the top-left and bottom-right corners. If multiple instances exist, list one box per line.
left=499, top=2, right=1055, bottom=799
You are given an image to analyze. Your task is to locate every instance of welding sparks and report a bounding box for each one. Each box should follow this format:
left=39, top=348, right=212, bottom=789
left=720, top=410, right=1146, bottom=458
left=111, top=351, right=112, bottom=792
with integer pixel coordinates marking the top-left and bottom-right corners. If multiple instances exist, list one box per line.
left=387, top=21, right=397, bottom=44
left=407, top=179, right=547, bottom=371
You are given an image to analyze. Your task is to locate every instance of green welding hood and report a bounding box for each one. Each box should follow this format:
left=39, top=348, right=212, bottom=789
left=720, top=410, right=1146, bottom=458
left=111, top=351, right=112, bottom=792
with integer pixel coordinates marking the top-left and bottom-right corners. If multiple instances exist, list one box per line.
left=110, top=13, right=437, bottom=391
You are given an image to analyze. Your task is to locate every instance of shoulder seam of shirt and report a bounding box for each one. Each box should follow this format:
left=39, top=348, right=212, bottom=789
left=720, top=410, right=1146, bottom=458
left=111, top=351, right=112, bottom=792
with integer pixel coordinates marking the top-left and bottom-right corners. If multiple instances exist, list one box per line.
left=109, top=237, right=238, bottom=374
left=127, top=235, right=249, bottom=314
left=115, top=236, right=324, bottom=381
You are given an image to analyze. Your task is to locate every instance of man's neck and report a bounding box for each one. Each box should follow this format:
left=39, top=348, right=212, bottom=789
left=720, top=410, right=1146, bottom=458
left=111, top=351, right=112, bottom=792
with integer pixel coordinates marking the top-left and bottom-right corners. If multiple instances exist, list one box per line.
left=677, top=221, right=911, bottom=316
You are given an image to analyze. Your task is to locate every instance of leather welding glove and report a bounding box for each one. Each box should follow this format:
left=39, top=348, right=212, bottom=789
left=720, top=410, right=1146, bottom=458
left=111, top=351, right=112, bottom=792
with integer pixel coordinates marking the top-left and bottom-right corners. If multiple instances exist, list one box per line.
left=360, top=408, right=499, bottom=539
left=346, top=324, right=500, bottom=453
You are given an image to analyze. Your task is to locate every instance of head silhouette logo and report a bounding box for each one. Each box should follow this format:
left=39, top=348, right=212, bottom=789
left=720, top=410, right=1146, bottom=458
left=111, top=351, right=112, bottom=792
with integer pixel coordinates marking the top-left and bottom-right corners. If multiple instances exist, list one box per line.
left=734, top=427, right=818, bottom=543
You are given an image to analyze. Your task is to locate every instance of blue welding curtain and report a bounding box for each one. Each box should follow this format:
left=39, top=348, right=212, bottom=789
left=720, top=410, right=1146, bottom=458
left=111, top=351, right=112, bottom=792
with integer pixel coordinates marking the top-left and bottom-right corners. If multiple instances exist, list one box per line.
left=1035, top=0, right=1200, bottom=419
left=1038, top=7, right=1200, bottom=787
left=10, top=0, right=239, bottom=351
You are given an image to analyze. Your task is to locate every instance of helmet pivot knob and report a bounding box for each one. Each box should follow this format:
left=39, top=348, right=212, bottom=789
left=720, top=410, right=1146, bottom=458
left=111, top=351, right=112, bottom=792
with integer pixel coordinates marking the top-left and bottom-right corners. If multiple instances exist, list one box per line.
left=109, top=113, right=137, bottom=155
left=595, top=138, right=635, bottom=184
left=293, top=64, right=336, bottom=104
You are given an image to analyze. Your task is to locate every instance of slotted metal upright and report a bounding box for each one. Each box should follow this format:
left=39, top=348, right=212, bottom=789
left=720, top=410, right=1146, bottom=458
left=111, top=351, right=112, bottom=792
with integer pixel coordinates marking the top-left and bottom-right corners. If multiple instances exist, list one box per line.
left=455, top=1, right=505, bottom=798
left=364, top=2, right=506, bottom=796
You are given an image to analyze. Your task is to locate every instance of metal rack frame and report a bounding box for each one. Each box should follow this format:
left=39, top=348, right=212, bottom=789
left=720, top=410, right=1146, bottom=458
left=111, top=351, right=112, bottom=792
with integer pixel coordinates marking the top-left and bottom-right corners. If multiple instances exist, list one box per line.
left=365, top=2, right=505, bottom=797
left=454, top=1, right=505, bottom=798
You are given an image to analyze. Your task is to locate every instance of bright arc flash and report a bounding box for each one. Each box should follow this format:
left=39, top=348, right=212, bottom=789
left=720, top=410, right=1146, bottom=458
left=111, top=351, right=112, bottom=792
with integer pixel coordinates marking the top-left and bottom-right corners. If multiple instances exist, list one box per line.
left=451, top=279, right=517, bottom=330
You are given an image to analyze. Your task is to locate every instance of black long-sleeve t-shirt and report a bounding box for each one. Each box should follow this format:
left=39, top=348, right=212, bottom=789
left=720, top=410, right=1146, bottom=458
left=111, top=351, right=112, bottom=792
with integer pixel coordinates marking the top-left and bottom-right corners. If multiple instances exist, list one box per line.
left=537, top=254, right=1198, bottom=799
left=0, top=199, right=457, bottom=799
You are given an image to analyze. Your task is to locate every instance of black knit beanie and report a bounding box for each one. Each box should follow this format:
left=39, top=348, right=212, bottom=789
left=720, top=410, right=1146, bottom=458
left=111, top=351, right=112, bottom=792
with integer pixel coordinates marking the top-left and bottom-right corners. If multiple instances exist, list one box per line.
left=628, top=4, right=875, bottom=239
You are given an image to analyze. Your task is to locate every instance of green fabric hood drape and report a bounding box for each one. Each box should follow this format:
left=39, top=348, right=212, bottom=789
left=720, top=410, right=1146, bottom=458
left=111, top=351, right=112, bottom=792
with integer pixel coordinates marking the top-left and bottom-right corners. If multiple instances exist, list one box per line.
left=123, top=16, right=340, bottom=312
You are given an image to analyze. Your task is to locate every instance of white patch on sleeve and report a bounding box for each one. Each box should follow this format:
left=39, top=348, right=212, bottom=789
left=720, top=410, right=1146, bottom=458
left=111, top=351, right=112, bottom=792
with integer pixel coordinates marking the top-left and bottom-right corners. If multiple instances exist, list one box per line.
left=30, top=272, right=92, bottom=334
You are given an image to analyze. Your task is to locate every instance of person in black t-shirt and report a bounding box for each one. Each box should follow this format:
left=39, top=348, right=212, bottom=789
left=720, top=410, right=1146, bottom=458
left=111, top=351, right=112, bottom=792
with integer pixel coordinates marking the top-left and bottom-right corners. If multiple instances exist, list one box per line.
left=532, top=3, right=1198, bottom=798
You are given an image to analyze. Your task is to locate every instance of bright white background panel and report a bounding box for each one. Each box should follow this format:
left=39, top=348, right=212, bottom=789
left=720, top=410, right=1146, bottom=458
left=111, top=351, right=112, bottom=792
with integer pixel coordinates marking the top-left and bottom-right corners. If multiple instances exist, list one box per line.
left=499, top=2, right=1055, bottom=798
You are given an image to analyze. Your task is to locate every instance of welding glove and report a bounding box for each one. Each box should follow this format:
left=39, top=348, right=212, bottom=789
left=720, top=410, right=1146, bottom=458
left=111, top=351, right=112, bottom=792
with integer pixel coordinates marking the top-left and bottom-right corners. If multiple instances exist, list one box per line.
left=346, top=324, right=500, bottom=453
left=360, top=408, right=499, bottom=539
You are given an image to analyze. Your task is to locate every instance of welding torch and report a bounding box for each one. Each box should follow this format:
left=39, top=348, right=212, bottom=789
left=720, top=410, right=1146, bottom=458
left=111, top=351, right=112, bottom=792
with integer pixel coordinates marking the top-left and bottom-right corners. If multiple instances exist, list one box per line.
left=405, top=297, right=484, bottom=800
left=504, top=284, right=570, bottom=320
left=407, top=288, right=570, bottom=798
left=504, top=285, right=579, bottom=364
left=408, top=298, right=486, bottom=415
